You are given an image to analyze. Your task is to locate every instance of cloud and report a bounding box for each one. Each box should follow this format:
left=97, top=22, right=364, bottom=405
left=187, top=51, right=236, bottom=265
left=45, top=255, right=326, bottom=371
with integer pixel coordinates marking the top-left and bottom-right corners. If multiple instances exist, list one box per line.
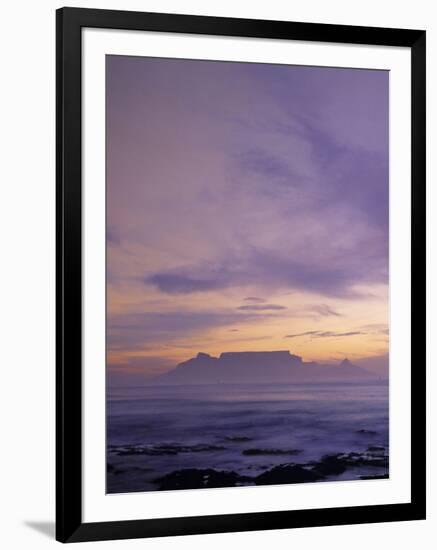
left=110, top=59, right=388, bottom=303
left=106, top=58, right=389, bottom=366
left=108, top=308, right=276, bottom=351
left=284, top=330, right=319, bottom=339
left=285, top=330, right=364, bottom=339
left=146, top=272, right=225, bottom=294
left=238, top=149, right=298, bottom=187
left=306, top=304, right=341, bottom=317
left=237, top=304, right=287, bottom=311
left=360, top=323, right=389, bottom=335
left=146, top=244, right=387, bottom=298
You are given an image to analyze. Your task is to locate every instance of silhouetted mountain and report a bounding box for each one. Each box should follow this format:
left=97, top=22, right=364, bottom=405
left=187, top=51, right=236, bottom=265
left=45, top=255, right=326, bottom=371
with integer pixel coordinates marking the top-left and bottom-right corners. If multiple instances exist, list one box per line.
left=150, top=350, right=378, bottom=385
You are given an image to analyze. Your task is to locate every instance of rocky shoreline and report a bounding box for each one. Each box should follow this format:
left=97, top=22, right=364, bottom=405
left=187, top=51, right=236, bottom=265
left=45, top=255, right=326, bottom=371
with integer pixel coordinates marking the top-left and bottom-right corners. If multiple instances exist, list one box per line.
left=150, top=446, right=389, bottom=490
left=108, top=445, right=389, bottom=491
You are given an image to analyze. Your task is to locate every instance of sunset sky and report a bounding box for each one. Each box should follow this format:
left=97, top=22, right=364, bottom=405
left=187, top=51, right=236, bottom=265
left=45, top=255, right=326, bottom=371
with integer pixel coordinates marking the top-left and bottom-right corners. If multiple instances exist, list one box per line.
left=106, top=55, right=389, bottom=380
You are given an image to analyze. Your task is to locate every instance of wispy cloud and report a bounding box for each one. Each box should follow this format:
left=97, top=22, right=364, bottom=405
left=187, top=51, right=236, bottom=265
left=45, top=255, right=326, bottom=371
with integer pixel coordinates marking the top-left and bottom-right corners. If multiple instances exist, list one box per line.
left=146, top=272, right=224, bottom=294
left=238, top=304, right=287, bottom=311
left=285, top=330, right=364, bottom=339
left=306, top=304, right=341, bottom=317
left=360, top=323, right=389, bottom=335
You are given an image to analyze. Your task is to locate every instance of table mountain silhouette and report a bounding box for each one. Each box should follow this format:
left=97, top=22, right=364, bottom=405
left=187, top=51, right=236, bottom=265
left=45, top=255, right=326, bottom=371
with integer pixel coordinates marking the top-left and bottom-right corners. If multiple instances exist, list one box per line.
left=151, top=350, right=377, bottom=385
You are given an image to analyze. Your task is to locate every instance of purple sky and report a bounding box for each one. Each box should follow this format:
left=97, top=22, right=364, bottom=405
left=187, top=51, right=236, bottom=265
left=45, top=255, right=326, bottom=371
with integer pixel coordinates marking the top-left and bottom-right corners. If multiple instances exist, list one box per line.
left=106, top=55, right=389, bottom=379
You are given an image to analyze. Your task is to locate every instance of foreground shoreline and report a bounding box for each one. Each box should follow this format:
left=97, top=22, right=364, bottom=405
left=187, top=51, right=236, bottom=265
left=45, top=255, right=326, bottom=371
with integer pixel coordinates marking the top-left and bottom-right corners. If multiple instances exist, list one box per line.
left=107, top=446, right=389, bottom=493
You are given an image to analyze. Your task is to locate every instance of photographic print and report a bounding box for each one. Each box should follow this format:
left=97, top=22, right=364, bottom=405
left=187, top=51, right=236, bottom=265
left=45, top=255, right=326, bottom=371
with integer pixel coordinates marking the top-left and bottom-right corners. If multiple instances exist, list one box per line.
left=106, top=55, right=390, bottom=494
left=56, top=8, right=426, bottom=541
left=106, top=56, right=389, bottom=493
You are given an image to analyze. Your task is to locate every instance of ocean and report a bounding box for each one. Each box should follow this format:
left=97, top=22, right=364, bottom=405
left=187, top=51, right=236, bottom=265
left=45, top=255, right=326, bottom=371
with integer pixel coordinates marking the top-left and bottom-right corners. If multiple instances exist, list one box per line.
left=107, top=381, right=389, bottom=493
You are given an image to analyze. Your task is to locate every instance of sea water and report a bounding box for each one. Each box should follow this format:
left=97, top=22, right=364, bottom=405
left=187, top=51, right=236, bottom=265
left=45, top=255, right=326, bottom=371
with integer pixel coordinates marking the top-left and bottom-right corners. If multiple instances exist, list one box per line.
left=107, top=381, right=389, bottom=493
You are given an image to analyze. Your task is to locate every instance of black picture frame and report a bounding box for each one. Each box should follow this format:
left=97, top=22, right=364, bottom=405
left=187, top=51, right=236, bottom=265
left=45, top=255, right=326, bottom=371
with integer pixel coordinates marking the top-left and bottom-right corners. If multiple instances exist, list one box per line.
left=56, top=6, right=426, bottom=543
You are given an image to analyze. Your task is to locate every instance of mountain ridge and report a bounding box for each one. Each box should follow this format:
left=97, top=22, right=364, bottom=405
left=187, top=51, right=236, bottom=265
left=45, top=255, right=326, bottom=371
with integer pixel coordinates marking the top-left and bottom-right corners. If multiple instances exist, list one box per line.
left=150, top=350, right=380, bottom=385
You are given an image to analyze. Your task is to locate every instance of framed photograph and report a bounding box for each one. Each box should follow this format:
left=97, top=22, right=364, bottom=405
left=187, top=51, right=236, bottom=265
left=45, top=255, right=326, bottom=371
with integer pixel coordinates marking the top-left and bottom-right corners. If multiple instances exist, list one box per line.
left=56, top=7, right=426, bottom=543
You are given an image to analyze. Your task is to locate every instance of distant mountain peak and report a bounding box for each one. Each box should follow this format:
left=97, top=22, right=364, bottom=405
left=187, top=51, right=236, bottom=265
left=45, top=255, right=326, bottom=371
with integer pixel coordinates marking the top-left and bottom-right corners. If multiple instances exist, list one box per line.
left=340, top=358, right=353, bottom=367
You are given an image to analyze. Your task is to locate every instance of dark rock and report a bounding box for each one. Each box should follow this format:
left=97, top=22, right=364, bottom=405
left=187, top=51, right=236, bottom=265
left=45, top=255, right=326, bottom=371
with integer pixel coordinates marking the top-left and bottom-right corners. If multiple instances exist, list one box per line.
left=343, top=450, right=388, bottom=468
left=242, top=448, right=303, bottom=456
left=362, top=455, right=389, bottom=468
left=367, top=445, right=385, bottom=452
left=362, top=446, right=388, bottom=467
left=153, top=468, right=250, bottom=490
left=313, top=454, right=349, bottom=476
left=255, top=464, right=324, bottom=485
left=312, top=450, right=389, bottom=476
left=360, top=474, right=389, bottom=480
left=355, top=429, right=378, bottom=435
left=107, top=463, right=122, bottom=475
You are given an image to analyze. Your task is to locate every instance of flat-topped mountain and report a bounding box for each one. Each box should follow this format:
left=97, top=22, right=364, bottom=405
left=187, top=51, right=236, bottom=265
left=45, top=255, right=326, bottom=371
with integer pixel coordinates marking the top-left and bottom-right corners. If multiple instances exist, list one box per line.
left=151, top=350, right=377, bottom=385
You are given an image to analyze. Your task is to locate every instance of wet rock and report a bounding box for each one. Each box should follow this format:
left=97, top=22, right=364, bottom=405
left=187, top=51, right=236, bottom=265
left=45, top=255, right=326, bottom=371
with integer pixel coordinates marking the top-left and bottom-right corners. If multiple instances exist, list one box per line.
left=313, top=454, right=349, bottom=476
left=367, top=445, right=385, bottom=453
left=242, top=448, right=303, bottom=456
left=361, top=455, right=389, bottom=468
left=360, top=474, right=389, bottom=480
left=115, top=443, right=226, bottom=456
left=255, top=464, right=324, bottom=485
left=312, top=449, right=389, bottom=476
left=361, top=446, right=389, bottom=467
left=153, top=468, right=250, bottom=490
